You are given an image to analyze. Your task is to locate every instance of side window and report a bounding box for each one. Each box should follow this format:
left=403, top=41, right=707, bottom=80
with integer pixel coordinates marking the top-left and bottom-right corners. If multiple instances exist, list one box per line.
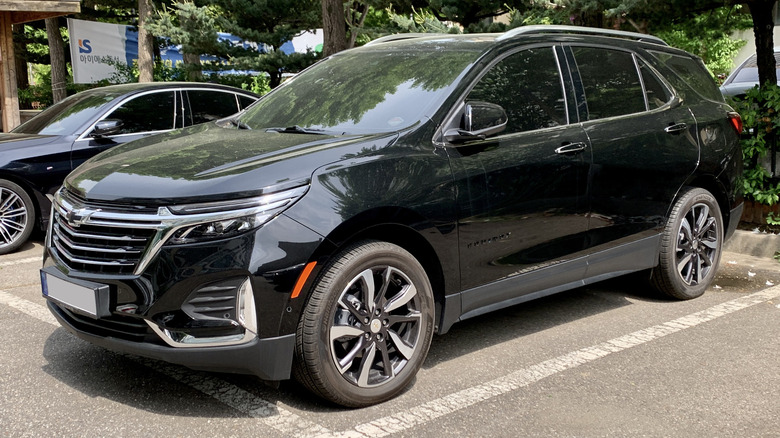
left=572, top=47, right=645, bottom=120
left=103, top=91, right=176, bottom=134
left=238, top=95, right=257, bottom=110
left=648, top=51, right=724, bottom=102
left=187, top=90, right=240, bottom=125
left=467, top=47, right=566, bottom=134
left=639, top=60, right=672, bottom=109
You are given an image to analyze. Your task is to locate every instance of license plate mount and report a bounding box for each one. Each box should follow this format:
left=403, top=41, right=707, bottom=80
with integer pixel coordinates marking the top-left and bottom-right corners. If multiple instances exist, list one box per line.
left=41, top=267, right=111, bottom=319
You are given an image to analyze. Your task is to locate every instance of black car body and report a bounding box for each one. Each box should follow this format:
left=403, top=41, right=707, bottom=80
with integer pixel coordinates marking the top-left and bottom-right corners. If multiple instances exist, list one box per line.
left=0, top=82, right=258, bottom=254
left=41, top=26, right=743, bottom=407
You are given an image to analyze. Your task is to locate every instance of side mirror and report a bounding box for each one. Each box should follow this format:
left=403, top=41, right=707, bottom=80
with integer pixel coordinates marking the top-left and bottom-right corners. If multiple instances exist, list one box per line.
left=91, top=119, right=123, bottom=137
left=444, top=101, right=507, bottom=144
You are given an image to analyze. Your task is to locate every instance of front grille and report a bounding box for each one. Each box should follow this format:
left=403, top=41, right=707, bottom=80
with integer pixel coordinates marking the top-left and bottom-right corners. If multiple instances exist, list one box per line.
left=52, top=211, right=158, bottom=275
left=49, top=190, right=164, bottom=276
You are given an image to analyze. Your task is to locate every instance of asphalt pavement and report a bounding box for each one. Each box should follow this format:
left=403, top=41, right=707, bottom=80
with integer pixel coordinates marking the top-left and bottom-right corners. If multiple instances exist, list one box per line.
left=0, top=232, right=778, bottom=437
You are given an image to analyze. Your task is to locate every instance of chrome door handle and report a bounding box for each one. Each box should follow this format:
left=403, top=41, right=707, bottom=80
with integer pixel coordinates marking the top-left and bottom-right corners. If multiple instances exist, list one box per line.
left=664, top=123, right=688, bottom=134
left=555, top=142, right=587, bottom=155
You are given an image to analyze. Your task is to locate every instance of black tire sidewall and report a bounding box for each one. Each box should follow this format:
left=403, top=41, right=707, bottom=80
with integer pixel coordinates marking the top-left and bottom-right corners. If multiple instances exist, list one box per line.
left=0, top=179, right=35, bottom=255
left=654, top=188, right=723, bottom=300
left=299, top=241, right=434, bottom=407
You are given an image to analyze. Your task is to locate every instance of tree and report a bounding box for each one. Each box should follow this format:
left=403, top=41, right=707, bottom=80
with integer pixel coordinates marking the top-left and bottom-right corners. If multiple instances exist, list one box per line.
left=137, top=0, right=155, bottom=82
left=744, top=0, right=778, bottom=87
left=45, top=18, right=67, bottom=103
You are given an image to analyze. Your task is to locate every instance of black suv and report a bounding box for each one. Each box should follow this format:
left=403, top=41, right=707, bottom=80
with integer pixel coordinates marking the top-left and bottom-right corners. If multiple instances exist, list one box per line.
left=41, top=26, right=743, bottom=407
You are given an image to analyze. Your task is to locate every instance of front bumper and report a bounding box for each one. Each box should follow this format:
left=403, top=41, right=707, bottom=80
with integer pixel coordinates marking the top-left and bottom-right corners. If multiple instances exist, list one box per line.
left=47, top=300, right=295, bottom=380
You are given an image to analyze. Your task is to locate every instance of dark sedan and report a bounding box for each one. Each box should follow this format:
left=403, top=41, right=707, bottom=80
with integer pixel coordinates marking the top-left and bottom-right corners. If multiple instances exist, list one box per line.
left=0, top=82, right=258, bottom=254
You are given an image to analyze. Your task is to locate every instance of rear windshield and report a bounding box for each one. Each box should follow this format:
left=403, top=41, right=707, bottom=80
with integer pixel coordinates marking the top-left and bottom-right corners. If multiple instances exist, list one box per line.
left=649, top=51, right=724, bottom=102
left=239, top=45, right=483, bottom=134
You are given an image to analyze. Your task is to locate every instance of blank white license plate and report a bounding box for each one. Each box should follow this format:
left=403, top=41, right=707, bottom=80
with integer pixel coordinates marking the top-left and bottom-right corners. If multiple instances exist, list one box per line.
left=41, top=268, right=109, bottom=319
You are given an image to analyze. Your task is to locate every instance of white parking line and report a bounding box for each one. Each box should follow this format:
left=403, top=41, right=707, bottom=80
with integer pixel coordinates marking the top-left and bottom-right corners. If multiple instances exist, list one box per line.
left=2, top=286, right=779, bottom=438
left=0, top=256, right=42, bottom=268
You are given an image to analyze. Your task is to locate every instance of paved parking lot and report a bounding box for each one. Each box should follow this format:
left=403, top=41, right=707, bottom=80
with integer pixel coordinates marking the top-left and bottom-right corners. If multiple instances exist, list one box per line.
left=1, top=239, right=779, bottom=437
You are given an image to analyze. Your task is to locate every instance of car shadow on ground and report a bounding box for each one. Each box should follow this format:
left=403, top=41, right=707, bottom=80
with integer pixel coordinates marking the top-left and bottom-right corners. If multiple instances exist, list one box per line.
left=38, top=263, right=778, bottom=415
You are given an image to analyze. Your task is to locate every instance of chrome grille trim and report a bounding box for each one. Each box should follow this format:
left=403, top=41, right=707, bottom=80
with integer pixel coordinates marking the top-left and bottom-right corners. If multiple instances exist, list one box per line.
left=48, top=185, right=308, bottom=276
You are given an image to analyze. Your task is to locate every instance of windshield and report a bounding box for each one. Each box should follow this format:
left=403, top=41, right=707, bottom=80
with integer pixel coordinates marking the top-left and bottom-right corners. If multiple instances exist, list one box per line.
left=238, top=44, right=483, bottom=134
left=12, top=91, right=116, bottom=135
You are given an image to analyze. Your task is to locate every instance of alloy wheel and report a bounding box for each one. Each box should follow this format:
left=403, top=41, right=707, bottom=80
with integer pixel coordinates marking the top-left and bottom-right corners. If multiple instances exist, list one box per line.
left=0, top=186, right=28, bottom=250
left=676, top=202, right=719, bottom=286
left=330, top=266, right=423, bottom=388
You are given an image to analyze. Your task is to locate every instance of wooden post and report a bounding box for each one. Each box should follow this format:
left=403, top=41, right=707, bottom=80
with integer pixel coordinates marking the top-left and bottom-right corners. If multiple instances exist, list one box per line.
left=0, top=12, right=21, bottom=131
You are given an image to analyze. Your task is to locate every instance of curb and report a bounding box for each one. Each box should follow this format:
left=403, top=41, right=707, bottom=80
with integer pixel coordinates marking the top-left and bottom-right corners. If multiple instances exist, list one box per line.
left=724, top=229, right=780, bottom=259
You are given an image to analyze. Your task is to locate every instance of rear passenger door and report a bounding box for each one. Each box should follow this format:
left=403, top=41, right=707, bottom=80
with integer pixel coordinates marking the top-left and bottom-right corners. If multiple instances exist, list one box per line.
left=564, top=45, right=698, bottom=272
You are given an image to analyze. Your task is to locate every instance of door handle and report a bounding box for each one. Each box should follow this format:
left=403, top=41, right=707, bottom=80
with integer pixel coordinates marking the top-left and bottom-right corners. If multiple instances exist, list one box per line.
left=555, top=142, right=587, bottom=155
left=664, top=123, right=688, bottom=134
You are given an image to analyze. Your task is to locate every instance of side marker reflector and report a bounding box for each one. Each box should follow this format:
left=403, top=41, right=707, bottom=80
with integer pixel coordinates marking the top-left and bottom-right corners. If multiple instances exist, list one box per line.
left=291, top=261, right=317, bottom=299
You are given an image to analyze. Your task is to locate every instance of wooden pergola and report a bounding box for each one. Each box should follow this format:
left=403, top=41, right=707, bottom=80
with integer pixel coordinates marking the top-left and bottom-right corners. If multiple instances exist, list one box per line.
left=1, top=0, right=80, bottom=132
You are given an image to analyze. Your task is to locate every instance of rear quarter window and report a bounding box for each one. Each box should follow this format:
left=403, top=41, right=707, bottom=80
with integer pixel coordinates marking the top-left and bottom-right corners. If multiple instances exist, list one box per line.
left=648, top=51, right=724, bottom=102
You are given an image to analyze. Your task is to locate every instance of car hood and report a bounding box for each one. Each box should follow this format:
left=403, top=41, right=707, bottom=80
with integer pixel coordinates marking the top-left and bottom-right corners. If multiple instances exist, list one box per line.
left=0, top=133, right=61, bottom=151
left=64, top=122, right=398, bottom=204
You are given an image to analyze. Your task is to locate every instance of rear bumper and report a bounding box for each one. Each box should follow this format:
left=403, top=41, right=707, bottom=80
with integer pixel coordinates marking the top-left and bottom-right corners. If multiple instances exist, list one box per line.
left=725, top=201, right=744, bottom=242
left=47, top=300, right=295, bottom=381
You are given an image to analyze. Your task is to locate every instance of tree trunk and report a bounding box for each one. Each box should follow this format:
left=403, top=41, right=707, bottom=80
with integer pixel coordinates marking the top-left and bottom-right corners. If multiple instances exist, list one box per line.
left=137, top=0, right=154, bottom=82
left=182, top=52, right=202, bottom=81
left=45, top=18, right=67, bottom=103
left=748, top=0, right=778, bottom=88
left=12, top=24, right=29, bottom=108
left=322, top=0, right=348, bottom=57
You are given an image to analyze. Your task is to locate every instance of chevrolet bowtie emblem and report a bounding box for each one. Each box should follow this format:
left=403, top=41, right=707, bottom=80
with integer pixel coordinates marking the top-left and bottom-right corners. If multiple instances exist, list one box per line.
left=65, top=208, right=95, bottom=227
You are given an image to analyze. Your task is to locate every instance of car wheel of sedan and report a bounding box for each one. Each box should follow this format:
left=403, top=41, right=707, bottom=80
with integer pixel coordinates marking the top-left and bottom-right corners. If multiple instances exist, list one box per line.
left=0, top=180, right=35, bottom=255
left=293, top=240, right=435, bottom=407
left=651, top=187, right=723, bottom=300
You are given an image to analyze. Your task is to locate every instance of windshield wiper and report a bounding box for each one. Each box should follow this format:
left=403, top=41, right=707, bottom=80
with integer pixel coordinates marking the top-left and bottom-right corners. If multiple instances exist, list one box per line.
left=265, top=125, right=334, bottom=135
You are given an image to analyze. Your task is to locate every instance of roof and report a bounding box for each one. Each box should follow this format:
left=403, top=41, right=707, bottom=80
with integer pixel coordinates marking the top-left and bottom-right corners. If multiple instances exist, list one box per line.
left=1, top=0, right=80, bottom=24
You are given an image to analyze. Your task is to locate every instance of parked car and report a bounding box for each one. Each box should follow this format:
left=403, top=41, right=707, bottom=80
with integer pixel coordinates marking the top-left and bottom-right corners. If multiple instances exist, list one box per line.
left=41, top=26, right=743, bottom=407
left=0, top=82, right=259, bottom=254
left=720, top=48, right=780, bottom=97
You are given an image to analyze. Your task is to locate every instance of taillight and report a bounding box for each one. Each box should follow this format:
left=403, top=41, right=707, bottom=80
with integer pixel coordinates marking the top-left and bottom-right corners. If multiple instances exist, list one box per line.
left=727, top=111, right=743, bottom=134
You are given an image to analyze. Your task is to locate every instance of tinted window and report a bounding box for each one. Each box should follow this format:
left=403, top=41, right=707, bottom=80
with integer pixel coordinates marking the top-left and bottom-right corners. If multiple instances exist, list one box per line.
left=468, top=47, right=566, bottom=134
left=238, top=95, right=256, bottom=109
left=731, top=53, right=780, bottom=83
left=572, top=47, right=645, bottom=120
left=649, top=51, right=724, bottom=102
left=187, top=90, right=240, bottom=125
left=639, top=60, right=672, bottom=109
left=103, top=92, right=176, bottom=134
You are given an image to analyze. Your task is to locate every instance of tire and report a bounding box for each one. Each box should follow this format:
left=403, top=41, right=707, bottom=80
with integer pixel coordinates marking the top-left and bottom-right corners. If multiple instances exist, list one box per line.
left=0, top=180, right=35, bottom=255
left=293, top=240, right=435, bottom=407
left=651, top=187, right=723, bottom=300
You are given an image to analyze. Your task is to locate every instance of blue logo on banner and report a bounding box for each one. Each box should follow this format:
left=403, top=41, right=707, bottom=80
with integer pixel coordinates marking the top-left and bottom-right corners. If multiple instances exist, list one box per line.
left=79, top=39, right=92, bottom=54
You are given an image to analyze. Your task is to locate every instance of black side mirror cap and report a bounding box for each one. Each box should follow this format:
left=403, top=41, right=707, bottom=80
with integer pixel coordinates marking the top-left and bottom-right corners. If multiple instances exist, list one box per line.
left=445, top=101, right=508, bottom=144
left=91, top=119, right=123, bottom=137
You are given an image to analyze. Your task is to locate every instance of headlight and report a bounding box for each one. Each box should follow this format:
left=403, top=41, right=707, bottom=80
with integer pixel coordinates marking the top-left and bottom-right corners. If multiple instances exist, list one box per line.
left=166, top=184, right=308, bottom=245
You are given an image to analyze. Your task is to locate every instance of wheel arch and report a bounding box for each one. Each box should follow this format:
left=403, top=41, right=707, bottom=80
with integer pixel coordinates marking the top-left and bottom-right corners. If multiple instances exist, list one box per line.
left=682, top=174, right=733, bottom=230
left=301, top=207, right=454, bottom=334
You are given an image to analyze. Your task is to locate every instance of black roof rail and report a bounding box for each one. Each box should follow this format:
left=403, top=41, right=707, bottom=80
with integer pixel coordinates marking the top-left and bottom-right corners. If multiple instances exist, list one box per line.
left=498, top=25, right=668, bottom=46
left=364, top=33, right=447, bottom=46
